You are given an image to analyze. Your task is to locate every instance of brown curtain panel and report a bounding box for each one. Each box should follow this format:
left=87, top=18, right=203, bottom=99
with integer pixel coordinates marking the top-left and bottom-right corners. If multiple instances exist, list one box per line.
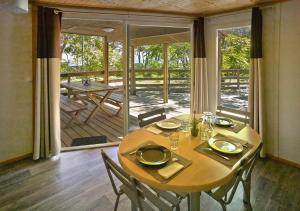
left=34, top=7, right=61, bottom=160
left=249, top=7, right=265, bottom=157
left=192, top=17, right=208, bottom=114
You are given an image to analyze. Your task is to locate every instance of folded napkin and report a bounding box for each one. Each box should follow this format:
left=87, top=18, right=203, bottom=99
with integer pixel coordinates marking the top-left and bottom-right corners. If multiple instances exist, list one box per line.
left=146, top=126, right=162, bottom=134
left=158, top=162, right=184, bottom=179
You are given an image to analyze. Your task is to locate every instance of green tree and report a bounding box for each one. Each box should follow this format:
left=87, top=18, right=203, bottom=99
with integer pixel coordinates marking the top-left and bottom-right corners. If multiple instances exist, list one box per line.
left=60, top=33, right=123, bottom=73
left=220, top=33, right=250, bottom=70
left=169, top=42, right=191, bottom=69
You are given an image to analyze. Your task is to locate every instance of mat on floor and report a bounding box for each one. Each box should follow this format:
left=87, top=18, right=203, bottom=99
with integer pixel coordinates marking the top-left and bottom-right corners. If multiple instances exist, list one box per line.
left=71, top=136, right=107, bottom=146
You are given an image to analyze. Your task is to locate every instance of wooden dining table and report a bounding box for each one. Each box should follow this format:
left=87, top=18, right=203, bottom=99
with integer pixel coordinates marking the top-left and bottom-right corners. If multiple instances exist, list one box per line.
left=118, top=114, right=262, bottom=211
left=61, top=81, right=119, bottom=122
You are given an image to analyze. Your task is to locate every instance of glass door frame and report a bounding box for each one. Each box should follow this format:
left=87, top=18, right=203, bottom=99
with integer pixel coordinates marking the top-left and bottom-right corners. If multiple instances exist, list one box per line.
left=123, top=20, right=194, bottom=135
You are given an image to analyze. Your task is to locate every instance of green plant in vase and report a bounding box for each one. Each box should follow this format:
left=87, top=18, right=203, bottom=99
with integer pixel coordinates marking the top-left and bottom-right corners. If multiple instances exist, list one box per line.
left=190, top=112, right=199, bottom=137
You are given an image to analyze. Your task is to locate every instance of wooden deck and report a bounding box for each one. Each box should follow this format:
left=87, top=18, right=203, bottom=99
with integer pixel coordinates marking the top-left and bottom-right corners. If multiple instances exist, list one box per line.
left=61, top=92, right=190, bottom=147
left=61, top=104, right=124, bottom=147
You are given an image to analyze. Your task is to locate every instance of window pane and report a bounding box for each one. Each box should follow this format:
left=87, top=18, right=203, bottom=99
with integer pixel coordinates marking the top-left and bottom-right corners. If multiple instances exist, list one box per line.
left=217, top=26, right=251, bottom=111
left=60, top=33, right=104, bottom=72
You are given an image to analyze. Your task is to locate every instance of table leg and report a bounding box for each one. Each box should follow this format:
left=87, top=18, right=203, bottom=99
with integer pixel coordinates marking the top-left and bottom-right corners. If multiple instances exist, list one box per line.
left=84, top=93, right=100, bottom=123
left=189, top=192, right=201, bottom=211
left=84, top=91, right=115, bottom=123
left=99, top=90, right=116, bottom=116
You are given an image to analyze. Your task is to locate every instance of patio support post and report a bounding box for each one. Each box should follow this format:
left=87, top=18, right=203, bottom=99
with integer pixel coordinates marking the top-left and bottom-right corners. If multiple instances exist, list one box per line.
left=163, top=43, right=169, bottom=103
left=130, top=46, right=136, bottom=95
left=103, top=35, right=109, bottom=84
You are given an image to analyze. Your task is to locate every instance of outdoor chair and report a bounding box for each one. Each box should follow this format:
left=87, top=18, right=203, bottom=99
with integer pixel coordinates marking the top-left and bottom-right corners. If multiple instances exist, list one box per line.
left=137, top=108, right=166, bottom=127
left=204, top=143, right=263, bottom=211
left=101, top=150, right=187, bottom=211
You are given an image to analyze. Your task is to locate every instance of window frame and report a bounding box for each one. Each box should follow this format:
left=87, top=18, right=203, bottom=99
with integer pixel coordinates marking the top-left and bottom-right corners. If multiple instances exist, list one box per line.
left=216, top=25, right=251, bottom=116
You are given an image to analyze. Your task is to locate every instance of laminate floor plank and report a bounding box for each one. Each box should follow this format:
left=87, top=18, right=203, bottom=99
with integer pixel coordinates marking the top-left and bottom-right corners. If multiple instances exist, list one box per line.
left=1, top=147, right=299, bottom=211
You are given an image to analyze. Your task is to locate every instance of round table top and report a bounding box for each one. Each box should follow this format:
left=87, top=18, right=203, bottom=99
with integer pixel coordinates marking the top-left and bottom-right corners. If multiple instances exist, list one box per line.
left=118, top=115, right=261, bottom=193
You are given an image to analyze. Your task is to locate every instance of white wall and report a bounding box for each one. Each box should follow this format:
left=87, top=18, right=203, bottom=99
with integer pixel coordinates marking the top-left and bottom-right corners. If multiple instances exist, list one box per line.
left=0, top=11, right=33, bottom=162
left=263, top=0, right=300, bottom=164
left=205, top=0, right=300, bottom=164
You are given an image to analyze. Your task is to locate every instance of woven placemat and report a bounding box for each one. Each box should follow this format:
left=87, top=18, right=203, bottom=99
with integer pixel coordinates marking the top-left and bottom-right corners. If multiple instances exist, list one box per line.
left=194, top=134, right=253, bottom=167
left=122, top=141, right=192, bottom=183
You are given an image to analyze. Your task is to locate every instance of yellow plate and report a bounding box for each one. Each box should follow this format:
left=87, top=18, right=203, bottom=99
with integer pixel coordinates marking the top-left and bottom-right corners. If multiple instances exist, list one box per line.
left=208, top=138, right=243, bottom=154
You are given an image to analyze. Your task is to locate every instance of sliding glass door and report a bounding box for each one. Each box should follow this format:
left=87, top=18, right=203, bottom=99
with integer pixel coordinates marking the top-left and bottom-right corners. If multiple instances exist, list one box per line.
left=124, top=23, right=192, bottom=133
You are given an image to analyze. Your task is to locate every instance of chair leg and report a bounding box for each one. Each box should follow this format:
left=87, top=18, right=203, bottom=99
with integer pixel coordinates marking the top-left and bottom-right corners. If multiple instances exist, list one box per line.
left=220, top=202, right=227, bottom=211
left=114, top=194, right=121, bottom=211
left=131, top=201, right=138, bottom=211
left=242, top=179, right=251, bottom=205
left=187, top=194, right=190, bottom=211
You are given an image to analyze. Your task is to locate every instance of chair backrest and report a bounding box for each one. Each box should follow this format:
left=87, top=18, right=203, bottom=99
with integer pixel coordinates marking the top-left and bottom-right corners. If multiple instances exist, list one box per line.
left=242, top=142, right=263, bottom=181
left=137, top=108, right=166, bottom=127
left=101, top=150, right=173, bottom=211
left=216, top=105, right=250, bottom=124
left=135, top=182, right=174, bottom=211
left=210, top=143, right=263, bottom=203
left=101, top=151, right=139, bottom=198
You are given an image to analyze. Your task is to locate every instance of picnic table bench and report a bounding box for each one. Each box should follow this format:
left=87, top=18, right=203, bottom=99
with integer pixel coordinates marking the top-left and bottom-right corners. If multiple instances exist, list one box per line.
left=60, top=95, right=87, bottom=128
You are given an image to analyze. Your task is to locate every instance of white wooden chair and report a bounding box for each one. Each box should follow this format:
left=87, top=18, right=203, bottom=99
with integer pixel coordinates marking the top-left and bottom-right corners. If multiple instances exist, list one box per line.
left=204, top=143, right=263, bottom=211
left=216, top=106, right=250, bottom=124
left=101, top=150, right=187, bottom=211
left=137, top=108, right=167, bottom=127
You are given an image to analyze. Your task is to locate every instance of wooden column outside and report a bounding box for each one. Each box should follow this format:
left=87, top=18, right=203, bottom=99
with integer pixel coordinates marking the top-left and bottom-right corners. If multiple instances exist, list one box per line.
left=130, top=46, right=136, bottom=95
left=163, top=43, right=169, bottom=103
left=103, top=36, right=109, bottom=84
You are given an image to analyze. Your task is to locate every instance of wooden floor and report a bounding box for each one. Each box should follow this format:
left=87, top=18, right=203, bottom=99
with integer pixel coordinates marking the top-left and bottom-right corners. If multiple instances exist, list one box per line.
left=0, top=147, right=299, bottom=211
left=61, top=92, right=190, bottom=147
left=61, top=104, right=125, bottom=147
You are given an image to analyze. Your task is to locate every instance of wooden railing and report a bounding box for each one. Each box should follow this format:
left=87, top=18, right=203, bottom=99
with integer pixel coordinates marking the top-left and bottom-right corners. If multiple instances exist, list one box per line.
left=60, top=69, right=247, bottom=96
left=220, top=69, right=249, bottom=94
left=60, top=68, right=191, bottom=94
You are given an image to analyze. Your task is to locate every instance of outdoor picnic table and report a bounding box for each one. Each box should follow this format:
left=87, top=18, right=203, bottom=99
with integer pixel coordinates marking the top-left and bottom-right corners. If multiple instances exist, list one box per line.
left=61, top=81, right=119, bottom=122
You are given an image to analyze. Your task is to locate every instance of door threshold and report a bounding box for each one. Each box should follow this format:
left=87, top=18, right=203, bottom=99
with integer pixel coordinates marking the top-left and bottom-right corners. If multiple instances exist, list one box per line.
left=61, top=142, right=120, bottom=152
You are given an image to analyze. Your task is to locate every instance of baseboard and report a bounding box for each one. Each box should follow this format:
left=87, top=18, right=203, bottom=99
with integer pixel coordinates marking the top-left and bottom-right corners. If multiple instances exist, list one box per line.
left=61, top=141, right=120, bottom=152
left=267, top=153, right=300, bottom=169
left=0, top=153, right=32, bottom=166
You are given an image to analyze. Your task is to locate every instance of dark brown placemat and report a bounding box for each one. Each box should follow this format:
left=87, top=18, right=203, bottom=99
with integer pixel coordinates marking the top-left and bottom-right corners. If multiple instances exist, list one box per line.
left=215, top=122, right=246, bottom=133
left=194, top=134, right=253, bottom=167
left=122, top=141, right=192, bottom=183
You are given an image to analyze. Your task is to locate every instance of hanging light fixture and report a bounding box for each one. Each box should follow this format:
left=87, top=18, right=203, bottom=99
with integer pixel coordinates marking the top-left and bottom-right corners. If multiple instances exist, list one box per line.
left=102, top=27, right=115, bottom=33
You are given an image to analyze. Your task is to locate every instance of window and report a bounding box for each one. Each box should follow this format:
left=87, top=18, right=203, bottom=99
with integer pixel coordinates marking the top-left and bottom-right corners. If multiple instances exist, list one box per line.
left=60, top=33, right=123, bottom=85
left=217, top=26, right=251, bottom=113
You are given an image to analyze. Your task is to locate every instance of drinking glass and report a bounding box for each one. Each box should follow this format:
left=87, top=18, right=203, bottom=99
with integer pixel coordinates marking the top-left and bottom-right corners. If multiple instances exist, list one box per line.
left=169, top=133, right=179, bottom=151
left=181, top=121, right=190, bottom=139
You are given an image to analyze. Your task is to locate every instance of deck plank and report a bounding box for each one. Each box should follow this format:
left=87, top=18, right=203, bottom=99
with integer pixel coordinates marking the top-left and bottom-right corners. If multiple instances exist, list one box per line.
left=61, top=92, right=190, bottom=147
